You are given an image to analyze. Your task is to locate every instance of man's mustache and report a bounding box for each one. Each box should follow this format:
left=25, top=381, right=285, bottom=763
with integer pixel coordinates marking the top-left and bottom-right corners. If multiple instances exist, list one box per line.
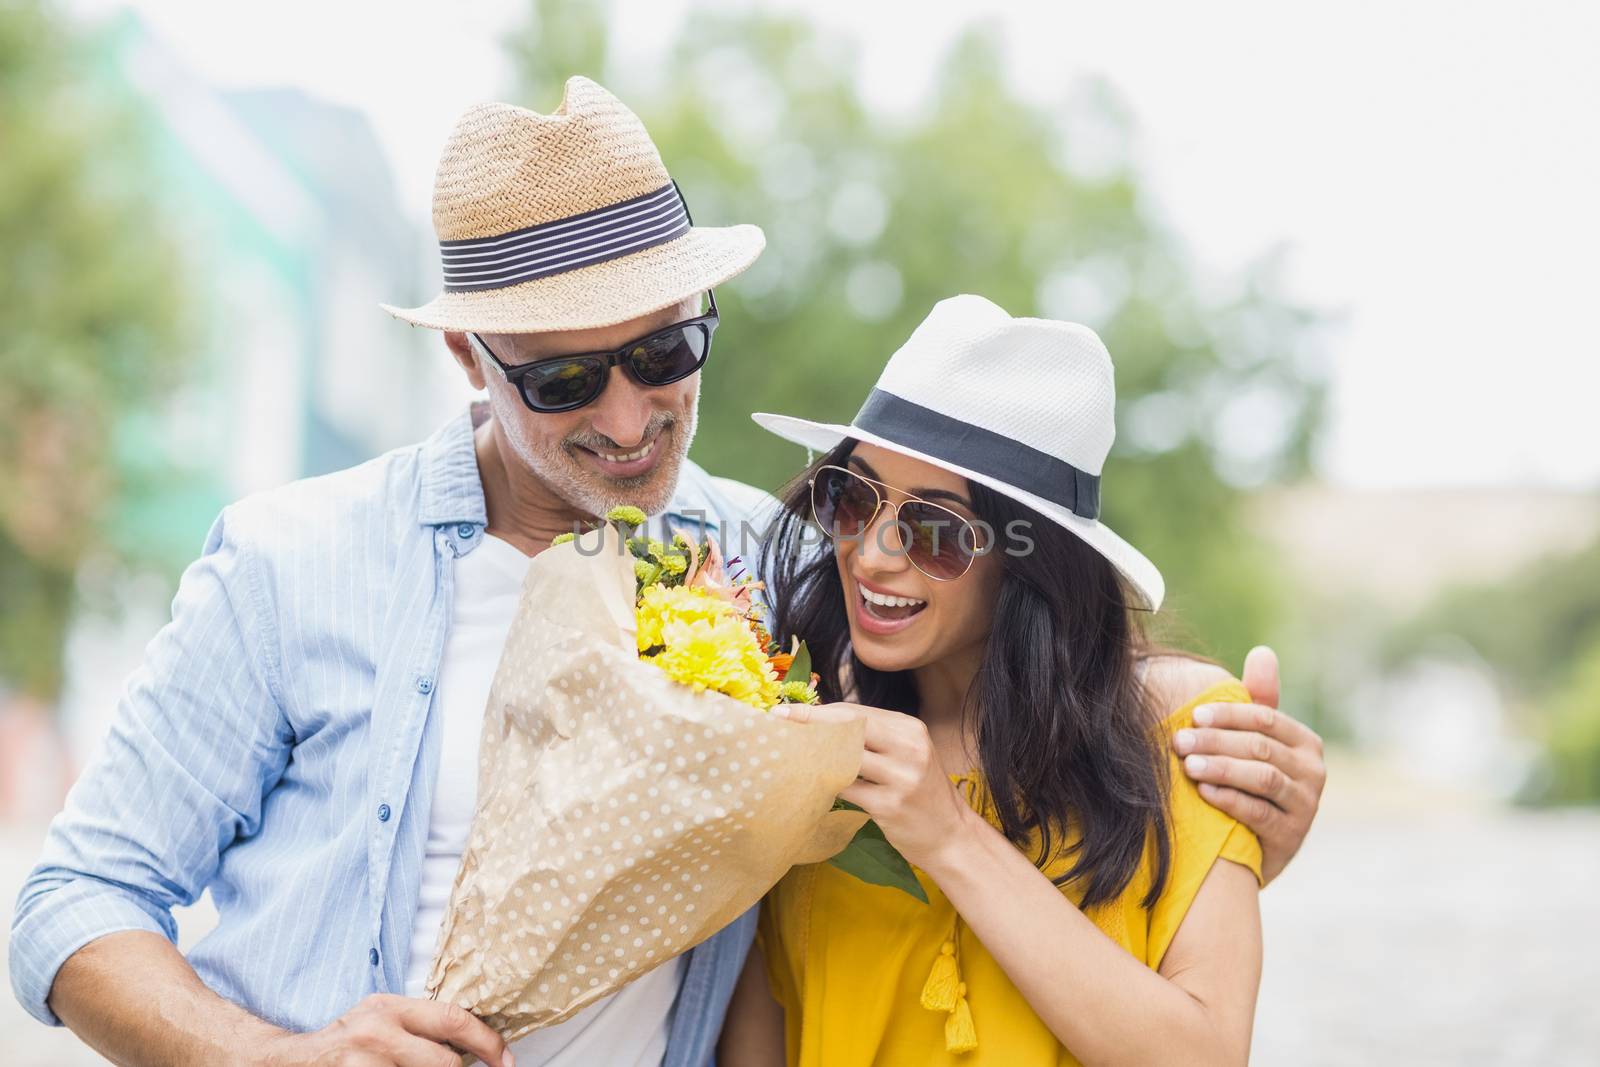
left=564, top=410, right=677, bottom=453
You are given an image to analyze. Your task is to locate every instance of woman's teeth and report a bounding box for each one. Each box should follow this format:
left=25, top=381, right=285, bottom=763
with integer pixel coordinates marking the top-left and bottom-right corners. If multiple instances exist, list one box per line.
left=593, top=441, right=655, bottom=464
left=857, top=582, right=925, bottom=608
left=857, top=582, right=926, bottom=622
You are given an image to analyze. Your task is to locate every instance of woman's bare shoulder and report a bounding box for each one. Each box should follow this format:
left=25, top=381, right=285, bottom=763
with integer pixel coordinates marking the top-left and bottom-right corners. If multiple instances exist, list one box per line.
left=1137, top=653, right=1237, bottom=718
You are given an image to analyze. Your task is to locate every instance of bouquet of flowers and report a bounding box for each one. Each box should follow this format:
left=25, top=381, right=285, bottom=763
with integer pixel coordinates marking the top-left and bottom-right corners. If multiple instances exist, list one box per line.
left=559, top=505, right=823, bottom=712
left=423, top=508, right=916, bottom=1051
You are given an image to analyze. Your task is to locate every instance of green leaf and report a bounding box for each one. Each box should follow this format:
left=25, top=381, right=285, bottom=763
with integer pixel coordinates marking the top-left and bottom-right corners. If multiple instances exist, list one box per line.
left=831, top=796, right=864, bottom=813
left=786, top=640, right=812, bottom=683
left=826, top=819, right=928, bottom=903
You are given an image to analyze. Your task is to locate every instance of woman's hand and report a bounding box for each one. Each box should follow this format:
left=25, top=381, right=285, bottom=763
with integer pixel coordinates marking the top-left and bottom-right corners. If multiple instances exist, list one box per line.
left=773, top=701, right=975, bottom=871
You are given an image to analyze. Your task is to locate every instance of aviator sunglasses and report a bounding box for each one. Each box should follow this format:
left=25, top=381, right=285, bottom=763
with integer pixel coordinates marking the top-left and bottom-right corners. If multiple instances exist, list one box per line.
left=469, top=289, right=718, bottom=413
left=808, top=464, right=984, bottom=581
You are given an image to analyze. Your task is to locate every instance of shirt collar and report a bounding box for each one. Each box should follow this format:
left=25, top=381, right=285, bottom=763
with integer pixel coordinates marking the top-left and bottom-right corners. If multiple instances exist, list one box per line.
left=417, top=402, right=489, bottom=528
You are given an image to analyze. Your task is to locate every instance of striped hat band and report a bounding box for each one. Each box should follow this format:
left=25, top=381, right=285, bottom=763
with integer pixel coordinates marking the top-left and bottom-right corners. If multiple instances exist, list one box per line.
left=440, top=183, right=690, bottom=294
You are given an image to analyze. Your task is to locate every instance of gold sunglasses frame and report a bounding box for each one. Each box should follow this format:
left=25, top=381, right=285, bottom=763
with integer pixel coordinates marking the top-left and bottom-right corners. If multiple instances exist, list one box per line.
left=806, top=463, right=982, bottom=581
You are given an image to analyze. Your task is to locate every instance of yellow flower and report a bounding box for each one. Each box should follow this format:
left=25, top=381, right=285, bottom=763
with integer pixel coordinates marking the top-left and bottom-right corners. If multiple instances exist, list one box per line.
left=636, top=585, right=732, bottom=653
left=650, top=614, right=781, bottom=709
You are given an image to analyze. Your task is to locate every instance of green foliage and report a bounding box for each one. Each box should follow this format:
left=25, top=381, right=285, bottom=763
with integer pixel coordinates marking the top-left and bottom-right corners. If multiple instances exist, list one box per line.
left=506, top=3, right=1327, bottom=669
left=0, top=1, right=191, bottom=698
left=1542, top=634, right=1600, bottom=804
left=784, top=641, right=811, bottom=687
left=826, top=799, right=928, bottom=903
left=828, top=818, right=929, bottom=904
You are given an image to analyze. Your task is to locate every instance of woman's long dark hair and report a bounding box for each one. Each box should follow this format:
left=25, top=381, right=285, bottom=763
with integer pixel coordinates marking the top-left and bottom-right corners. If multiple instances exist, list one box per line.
left=762, top=443, right=1173, bottom=908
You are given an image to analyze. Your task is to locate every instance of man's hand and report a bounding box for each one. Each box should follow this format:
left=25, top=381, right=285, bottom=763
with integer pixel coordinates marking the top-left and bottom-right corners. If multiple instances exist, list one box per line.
left=46, top=931, right=514, bottom=1067
left=1172, top=646, right=1326, bottom=885
left=260, top=994, right=512, bottom=1067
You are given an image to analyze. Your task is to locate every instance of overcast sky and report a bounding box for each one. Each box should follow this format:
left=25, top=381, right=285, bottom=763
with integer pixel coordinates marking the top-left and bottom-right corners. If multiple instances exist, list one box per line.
left=73, top=0, right=1600, bottom=491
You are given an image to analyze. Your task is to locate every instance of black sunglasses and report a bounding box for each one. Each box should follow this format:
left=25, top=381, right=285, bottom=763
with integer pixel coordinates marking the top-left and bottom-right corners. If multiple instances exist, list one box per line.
left=469, top=290, right=718, bottom=413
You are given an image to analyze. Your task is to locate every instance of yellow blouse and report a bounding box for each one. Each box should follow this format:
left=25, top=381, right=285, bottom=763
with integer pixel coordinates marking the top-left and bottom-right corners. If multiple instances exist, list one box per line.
left=757, top=679, right=1263, bottom=1067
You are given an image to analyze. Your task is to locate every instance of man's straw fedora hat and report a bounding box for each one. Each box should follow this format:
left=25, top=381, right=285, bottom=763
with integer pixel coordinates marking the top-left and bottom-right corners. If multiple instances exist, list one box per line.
left=383, top=76, right=765, bottom=334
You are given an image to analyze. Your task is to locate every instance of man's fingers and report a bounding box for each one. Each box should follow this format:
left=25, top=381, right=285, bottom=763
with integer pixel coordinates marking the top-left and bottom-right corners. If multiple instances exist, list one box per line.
left=1174, top=726, right=1292, bottom=769
left=1242, top=645, right=1279, bottom=709
left=1197, top=782, right=1282, bottom=837
left=337, top=1056, right=394, bottom=1067
left=1194, top=700, right=1320, bottom=750
left=389, top=1034, right=470, bottom=1067
left=1181, top=752, right=1292, bottom=806
left=396, top=1000, right=508, bottom=1067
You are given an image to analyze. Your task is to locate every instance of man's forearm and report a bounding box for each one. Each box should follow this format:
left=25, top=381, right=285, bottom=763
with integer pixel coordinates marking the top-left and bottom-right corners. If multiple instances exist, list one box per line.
left=48, top=930, right=286, bottom=1067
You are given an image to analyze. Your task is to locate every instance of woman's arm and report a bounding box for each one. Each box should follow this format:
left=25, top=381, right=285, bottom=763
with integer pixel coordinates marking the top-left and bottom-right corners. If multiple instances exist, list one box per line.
left=924, top=806, right=1260, bottom=1067
left=716, top=942, right=788, bottom=1067
left=775, top=699, right=1261, bottom=1067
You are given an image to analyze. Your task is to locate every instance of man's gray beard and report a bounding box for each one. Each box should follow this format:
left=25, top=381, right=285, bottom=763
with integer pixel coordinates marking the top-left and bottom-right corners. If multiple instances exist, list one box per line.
left=492, top=388, right=699, bottom=521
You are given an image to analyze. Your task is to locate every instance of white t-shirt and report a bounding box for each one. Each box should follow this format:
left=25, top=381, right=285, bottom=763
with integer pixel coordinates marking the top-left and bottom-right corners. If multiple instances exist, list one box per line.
left=404, top=531, right=683, bottom=1067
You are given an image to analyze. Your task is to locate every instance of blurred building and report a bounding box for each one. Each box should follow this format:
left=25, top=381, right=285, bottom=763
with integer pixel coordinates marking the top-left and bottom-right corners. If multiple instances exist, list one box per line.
left=1254, top=485, right=1600, bottom=614
left=96, top=10, right=438, bottom=561
left=2, top=13, right=447, bottom=801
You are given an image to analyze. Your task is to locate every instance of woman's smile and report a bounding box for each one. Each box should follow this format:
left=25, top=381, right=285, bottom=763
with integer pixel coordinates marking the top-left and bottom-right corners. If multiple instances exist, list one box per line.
left=852, top=573, right=929, bottom=635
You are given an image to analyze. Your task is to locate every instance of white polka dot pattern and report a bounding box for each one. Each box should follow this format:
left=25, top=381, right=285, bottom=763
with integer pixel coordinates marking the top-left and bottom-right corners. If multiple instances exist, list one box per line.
left=423, top=524, right=866, bottom=1048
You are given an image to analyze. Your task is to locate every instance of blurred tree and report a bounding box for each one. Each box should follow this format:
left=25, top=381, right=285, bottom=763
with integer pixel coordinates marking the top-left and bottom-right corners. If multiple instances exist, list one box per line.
left=1543, top=634, right=1600, bottom=804
left=1386, top=536, right=1600, bottom=802
left=1386, top=537, right=1600, bottom=701
left=0, top=0, right=190, bottom=701
left=504, top=2, right=1325, bottom=668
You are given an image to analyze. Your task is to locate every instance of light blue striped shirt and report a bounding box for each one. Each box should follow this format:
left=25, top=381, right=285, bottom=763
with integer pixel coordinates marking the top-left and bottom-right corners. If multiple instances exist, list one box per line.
left=10, top=404, right=775, bottom=1067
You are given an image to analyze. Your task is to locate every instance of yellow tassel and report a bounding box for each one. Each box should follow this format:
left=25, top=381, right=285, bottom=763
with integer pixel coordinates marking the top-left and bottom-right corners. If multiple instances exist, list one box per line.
left=920, top=941, right=960, bottom=1012
left=945, top=982, right=978, bottom=1053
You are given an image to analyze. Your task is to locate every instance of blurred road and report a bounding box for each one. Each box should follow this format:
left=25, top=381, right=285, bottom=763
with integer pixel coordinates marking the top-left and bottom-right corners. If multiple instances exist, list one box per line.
left=4, top=752, right=1598, bottom=1066
left=1253, top=802, right=1600, bottom=1065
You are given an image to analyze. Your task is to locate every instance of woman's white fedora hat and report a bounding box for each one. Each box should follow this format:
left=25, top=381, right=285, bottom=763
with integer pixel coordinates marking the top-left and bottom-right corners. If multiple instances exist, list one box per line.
left=383, top=76, right=765, bottom=334
left=752, top=294, right=1165, bottom=611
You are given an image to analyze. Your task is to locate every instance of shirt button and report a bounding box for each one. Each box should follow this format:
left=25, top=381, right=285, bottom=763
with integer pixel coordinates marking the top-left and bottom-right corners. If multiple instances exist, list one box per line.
left=369, top=948, right=380, bottom=966
left=457, top=522, right=476, bottom=539
left=416, top=675, right=433, bottom=695
left=377, top=803, right=391, bottom=822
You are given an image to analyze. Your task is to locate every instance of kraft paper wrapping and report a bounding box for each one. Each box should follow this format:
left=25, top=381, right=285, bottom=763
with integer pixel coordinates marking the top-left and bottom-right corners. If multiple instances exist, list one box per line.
left=424, top=524, right=867, bottom=1053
